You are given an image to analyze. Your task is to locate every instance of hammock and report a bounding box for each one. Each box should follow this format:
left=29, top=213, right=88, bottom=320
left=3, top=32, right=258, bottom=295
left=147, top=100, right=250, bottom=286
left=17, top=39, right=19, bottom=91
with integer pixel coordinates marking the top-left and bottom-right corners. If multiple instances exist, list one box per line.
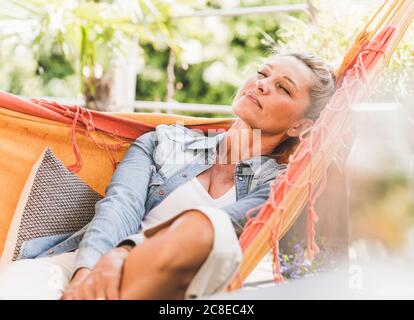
left=0, top=0, right=412, bottom=291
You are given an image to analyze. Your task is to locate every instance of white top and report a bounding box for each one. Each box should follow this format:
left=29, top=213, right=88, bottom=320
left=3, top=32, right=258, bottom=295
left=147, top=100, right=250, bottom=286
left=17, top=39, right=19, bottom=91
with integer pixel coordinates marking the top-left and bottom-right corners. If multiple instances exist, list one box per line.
left=141, top=177, right=236, bottom=231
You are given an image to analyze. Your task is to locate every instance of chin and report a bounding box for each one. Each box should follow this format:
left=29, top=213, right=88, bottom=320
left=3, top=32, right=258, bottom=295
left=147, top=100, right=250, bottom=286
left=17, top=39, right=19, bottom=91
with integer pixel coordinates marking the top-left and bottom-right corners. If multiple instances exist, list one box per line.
left=232, top=103, right=247, bottom=119
left=232, top=105, right=260, bottom=129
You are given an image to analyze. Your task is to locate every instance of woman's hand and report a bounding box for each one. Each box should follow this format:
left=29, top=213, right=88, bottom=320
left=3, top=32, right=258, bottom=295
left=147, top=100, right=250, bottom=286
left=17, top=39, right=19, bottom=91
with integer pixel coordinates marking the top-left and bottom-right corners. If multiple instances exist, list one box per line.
left=60, top=268, right=91, bottom=300
left=61, top=246, right=132, bottom=300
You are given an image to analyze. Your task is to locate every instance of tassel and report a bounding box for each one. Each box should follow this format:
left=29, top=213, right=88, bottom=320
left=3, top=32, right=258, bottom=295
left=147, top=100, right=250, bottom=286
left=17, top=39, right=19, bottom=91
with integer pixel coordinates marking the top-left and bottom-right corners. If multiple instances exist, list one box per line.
left=306, top=206, right=320, bottom=262
left=272, top=240, right=284, bottom=283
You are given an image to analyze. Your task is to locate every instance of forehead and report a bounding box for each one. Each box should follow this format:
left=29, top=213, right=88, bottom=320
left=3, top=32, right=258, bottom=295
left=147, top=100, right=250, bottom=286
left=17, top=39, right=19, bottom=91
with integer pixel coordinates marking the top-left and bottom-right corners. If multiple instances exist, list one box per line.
left=262, top=55, right=314, bottom=90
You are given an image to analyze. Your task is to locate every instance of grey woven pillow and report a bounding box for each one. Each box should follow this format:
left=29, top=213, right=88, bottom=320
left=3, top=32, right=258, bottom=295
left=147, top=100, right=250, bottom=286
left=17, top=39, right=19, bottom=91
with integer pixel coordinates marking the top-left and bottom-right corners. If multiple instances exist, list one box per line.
left=0, top=147, right=103, bottom=264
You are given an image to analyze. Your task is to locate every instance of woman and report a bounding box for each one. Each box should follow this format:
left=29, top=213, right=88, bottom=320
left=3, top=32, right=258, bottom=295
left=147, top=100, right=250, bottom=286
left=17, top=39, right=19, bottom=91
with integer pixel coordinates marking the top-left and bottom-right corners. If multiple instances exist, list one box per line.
left=0, top=52, right=335, bottom=300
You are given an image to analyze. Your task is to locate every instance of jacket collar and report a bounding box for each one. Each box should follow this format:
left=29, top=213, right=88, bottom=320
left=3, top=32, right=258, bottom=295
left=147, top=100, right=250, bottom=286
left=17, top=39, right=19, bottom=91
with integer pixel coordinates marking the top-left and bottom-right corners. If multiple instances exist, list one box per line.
left=184, top=130, right=227, bottom=150
left=183, top=128, right=285, bottom=174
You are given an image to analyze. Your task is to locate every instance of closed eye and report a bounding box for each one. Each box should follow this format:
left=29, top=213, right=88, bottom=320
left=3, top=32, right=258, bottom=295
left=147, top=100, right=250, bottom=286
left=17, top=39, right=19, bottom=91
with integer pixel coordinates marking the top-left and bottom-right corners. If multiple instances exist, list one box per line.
left=257, top=71, right=291, bottom=97
left=276, top=83, right=291, bottom=97
left=256, top=71, right=266, bottom=79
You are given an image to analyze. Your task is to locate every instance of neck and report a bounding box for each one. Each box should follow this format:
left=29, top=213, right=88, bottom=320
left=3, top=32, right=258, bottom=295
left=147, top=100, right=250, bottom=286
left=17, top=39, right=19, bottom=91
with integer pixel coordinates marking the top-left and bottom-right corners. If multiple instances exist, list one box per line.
left=216, top=119, right=285, bottom=165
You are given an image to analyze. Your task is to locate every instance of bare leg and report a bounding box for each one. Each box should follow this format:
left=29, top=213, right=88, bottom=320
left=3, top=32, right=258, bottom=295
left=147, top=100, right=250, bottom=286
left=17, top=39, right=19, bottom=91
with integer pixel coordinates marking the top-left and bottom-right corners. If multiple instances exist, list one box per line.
left=120, top=210, right=214, bottom=299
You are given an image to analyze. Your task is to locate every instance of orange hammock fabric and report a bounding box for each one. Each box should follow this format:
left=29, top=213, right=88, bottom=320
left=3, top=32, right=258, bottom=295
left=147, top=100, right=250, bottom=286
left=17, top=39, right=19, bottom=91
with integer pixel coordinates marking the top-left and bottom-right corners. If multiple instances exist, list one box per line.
left=0, top=96, right=233, bottom=254
left=0, top=0, right=413, bottom=289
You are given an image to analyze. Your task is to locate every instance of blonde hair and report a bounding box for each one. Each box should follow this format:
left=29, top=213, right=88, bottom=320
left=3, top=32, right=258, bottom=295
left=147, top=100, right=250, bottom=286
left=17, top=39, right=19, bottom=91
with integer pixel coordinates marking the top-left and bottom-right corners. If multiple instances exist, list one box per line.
left=271, top=51, right=336, bottom=163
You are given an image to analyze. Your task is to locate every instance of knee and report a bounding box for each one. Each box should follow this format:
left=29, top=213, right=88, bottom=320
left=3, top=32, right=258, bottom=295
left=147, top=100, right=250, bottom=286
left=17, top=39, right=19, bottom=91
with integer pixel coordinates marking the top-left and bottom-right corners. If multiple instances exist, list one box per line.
left=177, top=210, right=214, bottom=247
left=154, top=210, right=214, bottom=280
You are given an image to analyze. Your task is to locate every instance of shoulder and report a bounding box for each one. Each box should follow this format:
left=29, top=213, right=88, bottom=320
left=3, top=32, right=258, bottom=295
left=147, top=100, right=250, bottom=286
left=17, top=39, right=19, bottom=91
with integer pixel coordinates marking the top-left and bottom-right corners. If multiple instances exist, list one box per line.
left=252, top=157, right=287, bottom=186
left=250, top=156, right=287, bottom=176
left=266, top=158, right=288, bottom=172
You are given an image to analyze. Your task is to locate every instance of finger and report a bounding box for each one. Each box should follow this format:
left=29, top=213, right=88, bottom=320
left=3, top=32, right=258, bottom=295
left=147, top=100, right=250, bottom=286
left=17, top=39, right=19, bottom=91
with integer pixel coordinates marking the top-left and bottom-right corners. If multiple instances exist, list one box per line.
left=94, top=276, right=108, bottom=301
left=61, top=284, right=78, bottom=300
left=60, top=291, right=74, bottom=300
left=64, top=271, right=89, bottom=300
left=75, top=278, right=97, bottom=300
left=106, top=274, right=121, bottom=300
left=71, top=268, right=91, bottom=284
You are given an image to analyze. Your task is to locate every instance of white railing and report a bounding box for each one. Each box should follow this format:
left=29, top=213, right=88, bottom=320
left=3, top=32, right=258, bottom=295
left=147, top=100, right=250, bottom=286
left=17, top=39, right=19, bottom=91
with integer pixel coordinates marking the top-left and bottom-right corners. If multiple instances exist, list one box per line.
left=130, top=100, right=233, bottom=115
left=37, top=96, right=234, bottom=115
left=172, top=2, right=314, bottom=20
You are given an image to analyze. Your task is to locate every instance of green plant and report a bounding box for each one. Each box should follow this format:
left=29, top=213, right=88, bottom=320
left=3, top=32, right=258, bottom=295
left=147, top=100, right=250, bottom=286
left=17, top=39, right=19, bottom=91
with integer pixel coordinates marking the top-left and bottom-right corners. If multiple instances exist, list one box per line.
left=275, top=0, right=414, bottom=102
left=0, top=0, right=177, bottom=109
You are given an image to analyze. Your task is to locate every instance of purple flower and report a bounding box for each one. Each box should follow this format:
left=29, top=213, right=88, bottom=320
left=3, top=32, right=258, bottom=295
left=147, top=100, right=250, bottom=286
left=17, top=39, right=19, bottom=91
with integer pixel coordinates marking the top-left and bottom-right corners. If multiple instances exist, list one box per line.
left=293, top=243, right=302, bottom=252
left=276, top=238, right=338, bottom=280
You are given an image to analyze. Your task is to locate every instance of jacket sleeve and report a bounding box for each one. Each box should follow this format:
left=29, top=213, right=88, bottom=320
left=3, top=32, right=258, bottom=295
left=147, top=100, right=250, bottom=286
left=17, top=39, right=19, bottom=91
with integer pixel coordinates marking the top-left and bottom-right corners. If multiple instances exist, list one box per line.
left=73, top=131, right=157, bottom=271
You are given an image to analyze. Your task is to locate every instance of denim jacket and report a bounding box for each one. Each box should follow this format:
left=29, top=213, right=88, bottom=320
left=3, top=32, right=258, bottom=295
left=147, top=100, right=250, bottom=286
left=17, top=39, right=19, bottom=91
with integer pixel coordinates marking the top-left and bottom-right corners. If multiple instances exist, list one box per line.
left=20, top=124, right=286, bottom=271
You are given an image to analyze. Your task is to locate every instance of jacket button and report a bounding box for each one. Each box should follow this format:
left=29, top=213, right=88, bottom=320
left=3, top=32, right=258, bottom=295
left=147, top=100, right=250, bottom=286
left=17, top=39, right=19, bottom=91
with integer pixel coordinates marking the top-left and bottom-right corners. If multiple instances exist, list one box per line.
left=159, top=190, right=165, bottom=196
left=181, top=173, right=187, bottom=178
left=48, top=249, right=55, bottom=255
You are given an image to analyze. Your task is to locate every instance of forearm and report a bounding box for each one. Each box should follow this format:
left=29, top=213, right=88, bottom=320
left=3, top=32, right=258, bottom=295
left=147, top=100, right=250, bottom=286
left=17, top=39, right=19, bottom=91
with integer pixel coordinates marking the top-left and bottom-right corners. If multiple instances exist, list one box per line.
left=74, top=131, right=157, bottom=270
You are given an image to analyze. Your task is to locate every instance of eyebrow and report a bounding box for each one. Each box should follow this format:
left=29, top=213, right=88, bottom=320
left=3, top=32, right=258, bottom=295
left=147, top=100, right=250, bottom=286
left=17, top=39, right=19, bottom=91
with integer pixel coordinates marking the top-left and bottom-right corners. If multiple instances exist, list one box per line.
left=264, top=63, right=299, bottom=91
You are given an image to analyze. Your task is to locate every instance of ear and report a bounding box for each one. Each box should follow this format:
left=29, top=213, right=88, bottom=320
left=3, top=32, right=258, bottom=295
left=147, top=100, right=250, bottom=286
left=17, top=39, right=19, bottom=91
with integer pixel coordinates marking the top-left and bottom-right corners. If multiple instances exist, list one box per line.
left=286, top=118, right=314, bottom=138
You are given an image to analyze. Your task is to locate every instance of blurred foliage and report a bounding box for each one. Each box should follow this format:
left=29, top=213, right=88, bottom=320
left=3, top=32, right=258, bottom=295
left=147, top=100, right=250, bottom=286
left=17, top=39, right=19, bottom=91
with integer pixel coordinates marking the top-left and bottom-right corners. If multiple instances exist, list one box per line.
left=0, top=0, right=176, bottom=101
left=1, top=0, right=414, bottom=113
left=37, top=52, right=75, bottom=84
left=275, top=0, right=414, bottom=103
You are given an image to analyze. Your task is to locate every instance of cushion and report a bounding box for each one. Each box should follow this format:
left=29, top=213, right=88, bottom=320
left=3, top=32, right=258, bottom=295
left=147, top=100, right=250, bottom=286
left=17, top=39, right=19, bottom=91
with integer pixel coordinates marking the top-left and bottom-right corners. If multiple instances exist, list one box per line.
left=0, top=147, right=102, bottom=265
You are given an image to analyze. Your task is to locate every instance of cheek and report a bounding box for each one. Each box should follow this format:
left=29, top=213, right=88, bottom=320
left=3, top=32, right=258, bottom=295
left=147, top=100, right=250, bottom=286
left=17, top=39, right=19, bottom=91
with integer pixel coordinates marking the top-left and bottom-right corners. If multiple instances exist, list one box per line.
left=263, top=97, right=293, bottom=119
left=261, top=101, right=302, bottom=131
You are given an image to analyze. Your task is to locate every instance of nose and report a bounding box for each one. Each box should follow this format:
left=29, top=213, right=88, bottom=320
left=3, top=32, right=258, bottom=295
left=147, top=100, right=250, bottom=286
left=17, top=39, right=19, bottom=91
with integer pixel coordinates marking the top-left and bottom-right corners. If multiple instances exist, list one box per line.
left=255, top=78, right=270, bottom=95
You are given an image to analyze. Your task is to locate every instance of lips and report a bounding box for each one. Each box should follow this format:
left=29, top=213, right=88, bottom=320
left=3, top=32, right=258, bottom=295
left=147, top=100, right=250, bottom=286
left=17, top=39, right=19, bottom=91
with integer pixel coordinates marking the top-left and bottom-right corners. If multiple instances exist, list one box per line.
left=245, top=91, right=262, bottom=109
